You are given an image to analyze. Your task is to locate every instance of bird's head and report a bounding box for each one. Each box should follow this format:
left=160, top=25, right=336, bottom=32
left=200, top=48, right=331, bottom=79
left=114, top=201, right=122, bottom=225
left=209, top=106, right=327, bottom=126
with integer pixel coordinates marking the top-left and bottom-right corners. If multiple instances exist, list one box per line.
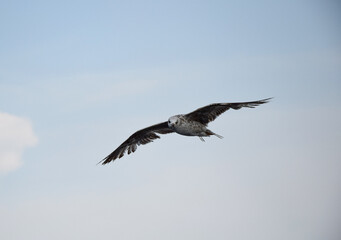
left=168, top=115, right=180, bottom=128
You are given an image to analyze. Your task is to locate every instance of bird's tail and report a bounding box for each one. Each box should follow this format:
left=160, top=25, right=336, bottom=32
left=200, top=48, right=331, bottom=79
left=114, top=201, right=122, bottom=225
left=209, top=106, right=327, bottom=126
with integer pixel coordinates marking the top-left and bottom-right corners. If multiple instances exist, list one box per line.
left=214, top=133, right=224, bottom=139
left=205, top=129, right=224, bottom=139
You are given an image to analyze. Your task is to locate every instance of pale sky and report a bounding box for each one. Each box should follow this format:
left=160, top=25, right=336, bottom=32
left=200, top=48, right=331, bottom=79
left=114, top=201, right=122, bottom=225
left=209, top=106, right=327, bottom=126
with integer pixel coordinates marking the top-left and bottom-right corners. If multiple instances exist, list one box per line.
left=1, top=1, right=341, bottom=240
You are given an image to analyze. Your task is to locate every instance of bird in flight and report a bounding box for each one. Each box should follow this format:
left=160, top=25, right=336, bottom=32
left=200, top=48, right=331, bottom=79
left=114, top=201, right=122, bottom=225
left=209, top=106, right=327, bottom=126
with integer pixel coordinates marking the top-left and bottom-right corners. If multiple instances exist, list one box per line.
left=100, top=98, right=271, bottom=165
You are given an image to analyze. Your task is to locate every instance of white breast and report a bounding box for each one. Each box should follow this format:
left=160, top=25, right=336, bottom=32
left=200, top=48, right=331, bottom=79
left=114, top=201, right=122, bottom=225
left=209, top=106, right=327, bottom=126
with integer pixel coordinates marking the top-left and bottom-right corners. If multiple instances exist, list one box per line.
left=174, top=118, right=207, bottom=136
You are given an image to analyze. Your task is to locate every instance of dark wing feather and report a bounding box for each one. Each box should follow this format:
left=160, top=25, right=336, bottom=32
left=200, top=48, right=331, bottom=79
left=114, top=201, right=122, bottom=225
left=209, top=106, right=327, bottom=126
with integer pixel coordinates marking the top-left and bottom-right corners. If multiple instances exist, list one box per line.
left=185, top=98, right=271, bottom=125
left=100, top=121, right=173, bottom=164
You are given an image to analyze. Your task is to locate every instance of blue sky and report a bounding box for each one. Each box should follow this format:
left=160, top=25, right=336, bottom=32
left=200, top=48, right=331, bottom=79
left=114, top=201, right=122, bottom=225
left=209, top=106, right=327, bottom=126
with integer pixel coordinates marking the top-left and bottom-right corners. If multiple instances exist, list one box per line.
left=1, top=1, right=341, bottom=239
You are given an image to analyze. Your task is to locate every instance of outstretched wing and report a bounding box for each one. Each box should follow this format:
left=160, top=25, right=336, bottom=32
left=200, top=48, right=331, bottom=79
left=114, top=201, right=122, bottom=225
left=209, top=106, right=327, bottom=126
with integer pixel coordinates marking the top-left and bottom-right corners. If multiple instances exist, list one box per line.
left=100, top=122, right=174, bottom=164
left=184, top=98, right=271, bottom=125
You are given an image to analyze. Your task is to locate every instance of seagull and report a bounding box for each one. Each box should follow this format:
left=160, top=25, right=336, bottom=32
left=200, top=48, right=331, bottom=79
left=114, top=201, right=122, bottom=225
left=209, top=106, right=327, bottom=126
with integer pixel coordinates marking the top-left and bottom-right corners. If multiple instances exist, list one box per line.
left=100, top=98, right=271, bottom=164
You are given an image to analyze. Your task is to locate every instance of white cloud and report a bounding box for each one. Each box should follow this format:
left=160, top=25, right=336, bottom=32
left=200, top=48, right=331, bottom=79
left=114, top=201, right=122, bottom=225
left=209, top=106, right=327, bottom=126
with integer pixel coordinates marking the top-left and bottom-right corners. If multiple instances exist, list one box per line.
left=0, top=112, right=38, bottom=173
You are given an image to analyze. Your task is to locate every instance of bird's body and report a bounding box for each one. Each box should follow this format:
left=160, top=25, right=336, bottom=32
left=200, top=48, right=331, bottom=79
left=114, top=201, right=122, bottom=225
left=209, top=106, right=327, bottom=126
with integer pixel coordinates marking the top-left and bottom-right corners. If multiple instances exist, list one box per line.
left=100, top=98, right=271, bottom=165
left=168, top=115, right=221, bottom=140
left=169, top=115, right=202, bottom=136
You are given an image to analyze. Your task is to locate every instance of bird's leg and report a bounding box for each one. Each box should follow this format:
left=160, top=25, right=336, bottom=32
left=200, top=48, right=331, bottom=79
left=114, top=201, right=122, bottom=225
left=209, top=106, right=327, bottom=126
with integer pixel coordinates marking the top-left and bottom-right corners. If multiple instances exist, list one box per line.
left=199, top=136, right=205, bottom=142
